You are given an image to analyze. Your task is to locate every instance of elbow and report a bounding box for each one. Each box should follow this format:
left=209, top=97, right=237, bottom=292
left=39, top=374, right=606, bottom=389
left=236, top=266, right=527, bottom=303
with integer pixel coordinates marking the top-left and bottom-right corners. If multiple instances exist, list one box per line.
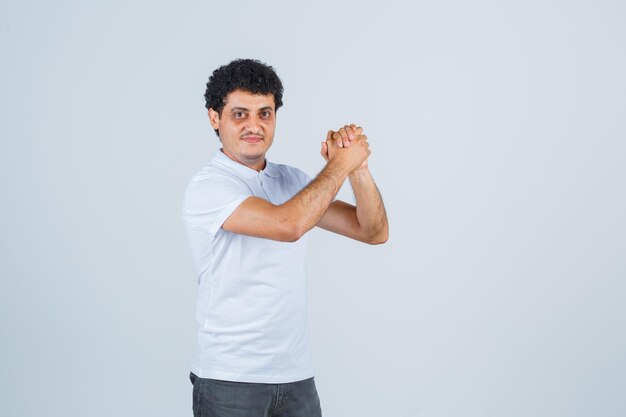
left=273, top=206, right=307, bottom=242
left=366, top=222, right=389, bottom=245
left=290, top=224, right=309, bottom=242
left=365, top=227, right=389, bottom=245
left=282, top=228, right=304, bottom=242
left=278, top=221, right=307, bottom=242
left=367, top=234, right=388, bottom=245
left=376, top=235, right=389, bottom=245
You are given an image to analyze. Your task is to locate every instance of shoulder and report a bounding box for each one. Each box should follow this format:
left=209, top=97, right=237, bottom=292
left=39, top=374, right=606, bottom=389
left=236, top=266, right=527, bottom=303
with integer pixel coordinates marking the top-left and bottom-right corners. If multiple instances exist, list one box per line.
left=183, top=165, right=250, bottom=211
left=269, top=163, right=312, bottom=187
left=187, top=163, right=247, bottom=191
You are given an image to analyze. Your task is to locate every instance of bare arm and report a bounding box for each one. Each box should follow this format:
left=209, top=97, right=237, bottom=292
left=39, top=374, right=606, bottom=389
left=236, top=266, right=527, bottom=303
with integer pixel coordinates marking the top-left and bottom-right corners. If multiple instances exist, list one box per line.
left=317, top=125, right=389, bottom=244
left=222, top=133, right=370, bottom=241
left=318, top=168, right=388, bottom=244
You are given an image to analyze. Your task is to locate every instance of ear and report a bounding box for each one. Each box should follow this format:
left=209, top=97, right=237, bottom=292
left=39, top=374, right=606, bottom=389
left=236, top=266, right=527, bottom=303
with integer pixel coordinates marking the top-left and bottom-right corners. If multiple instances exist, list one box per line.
left=208, top=108, right=220, bottom=131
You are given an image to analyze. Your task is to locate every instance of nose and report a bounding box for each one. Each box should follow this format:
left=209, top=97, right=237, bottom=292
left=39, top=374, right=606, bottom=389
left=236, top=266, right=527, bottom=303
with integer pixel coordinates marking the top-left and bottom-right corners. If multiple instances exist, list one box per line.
left=243, top=117, right=262, bottom=135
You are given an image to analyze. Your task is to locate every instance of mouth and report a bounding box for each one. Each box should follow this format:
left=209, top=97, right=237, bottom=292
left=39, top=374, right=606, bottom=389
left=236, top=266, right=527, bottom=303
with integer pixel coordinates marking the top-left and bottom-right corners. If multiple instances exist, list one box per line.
left=241, top=136, right=263, bottom=143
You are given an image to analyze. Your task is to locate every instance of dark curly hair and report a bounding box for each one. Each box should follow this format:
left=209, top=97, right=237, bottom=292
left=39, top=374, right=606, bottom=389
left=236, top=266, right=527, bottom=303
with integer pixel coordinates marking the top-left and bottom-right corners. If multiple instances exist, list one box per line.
left=204, top=59, right=284, bottom=136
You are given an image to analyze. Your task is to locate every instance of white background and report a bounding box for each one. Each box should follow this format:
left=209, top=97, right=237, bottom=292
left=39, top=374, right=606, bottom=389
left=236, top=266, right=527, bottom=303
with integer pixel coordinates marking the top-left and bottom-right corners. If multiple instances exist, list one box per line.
left=1, top=1, right=624, bottom=416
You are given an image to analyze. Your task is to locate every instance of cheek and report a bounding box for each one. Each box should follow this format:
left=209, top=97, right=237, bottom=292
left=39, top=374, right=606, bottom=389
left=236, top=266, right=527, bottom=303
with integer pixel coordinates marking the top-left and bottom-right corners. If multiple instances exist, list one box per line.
left=225, top=120, right=245, bottom=132
left=261, top=119, right=275, bottom=130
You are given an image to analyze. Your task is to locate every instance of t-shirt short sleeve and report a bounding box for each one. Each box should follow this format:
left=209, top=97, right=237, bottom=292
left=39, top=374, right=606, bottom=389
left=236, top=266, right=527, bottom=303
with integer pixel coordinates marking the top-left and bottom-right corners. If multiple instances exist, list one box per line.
left=293, top=167, right=312, bottom=190
left=183, top=174, right=252, bottom=237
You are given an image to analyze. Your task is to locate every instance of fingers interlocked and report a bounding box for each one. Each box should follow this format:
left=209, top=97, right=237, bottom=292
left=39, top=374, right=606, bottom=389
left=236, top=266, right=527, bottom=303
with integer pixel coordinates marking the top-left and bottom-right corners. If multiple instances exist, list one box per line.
left=331, top=124, right=363, bottom=148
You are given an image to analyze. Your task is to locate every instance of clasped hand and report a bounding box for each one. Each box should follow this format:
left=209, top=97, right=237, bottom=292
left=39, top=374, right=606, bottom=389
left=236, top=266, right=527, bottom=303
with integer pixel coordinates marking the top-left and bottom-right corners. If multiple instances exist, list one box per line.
left=320, top=124, right=370, bottom=172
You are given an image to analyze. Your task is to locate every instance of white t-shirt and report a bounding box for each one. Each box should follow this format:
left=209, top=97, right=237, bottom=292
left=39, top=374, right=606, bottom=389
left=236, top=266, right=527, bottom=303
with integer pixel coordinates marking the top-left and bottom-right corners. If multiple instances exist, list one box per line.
left=182, top=148, right=314, bottom=383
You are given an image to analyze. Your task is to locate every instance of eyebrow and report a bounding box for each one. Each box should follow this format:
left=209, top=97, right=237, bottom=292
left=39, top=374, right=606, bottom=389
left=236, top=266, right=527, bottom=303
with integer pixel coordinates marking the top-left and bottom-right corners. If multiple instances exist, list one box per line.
left=229, top=106, right=274, bottom=112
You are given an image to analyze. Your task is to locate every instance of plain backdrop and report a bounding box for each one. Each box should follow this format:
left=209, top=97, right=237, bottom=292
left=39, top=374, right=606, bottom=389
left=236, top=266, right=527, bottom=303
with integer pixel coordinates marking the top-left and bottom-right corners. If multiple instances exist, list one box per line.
left=1, top=1, right=625, bottom=416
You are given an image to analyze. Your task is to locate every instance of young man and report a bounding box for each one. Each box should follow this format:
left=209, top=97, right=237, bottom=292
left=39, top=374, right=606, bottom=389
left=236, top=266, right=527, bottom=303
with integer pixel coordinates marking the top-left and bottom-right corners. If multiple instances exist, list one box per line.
left=182, top=59, right=388, bottom=417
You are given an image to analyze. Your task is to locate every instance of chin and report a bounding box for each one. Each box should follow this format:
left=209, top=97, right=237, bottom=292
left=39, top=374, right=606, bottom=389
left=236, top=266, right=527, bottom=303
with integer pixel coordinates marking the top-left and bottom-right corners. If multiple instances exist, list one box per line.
left=239, top=151, right=264, bottom=164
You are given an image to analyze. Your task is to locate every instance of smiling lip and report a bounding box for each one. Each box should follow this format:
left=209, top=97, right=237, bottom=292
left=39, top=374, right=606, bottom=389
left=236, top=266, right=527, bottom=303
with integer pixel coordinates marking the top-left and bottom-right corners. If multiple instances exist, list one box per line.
left=242, top=136, right=263, bottom=143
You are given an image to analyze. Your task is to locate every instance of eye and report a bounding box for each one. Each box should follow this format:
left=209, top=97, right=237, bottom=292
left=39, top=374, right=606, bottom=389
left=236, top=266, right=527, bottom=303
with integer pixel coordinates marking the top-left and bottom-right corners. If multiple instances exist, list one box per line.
left=260, top=110, right=272, bottom=119
left=234, top=111, right=246, bottom=119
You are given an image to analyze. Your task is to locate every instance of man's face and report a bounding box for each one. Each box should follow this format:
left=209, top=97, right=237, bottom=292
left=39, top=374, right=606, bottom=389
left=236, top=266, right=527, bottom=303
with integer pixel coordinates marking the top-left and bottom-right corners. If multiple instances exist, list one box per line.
left=209, top=89, right=276, bottom=171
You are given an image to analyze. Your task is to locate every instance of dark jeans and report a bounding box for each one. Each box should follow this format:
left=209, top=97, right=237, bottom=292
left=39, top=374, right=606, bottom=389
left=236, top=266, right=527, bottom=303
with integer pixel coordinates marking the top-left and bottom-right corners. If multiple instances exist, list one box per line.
left=190, top=372, right=322, bottom=417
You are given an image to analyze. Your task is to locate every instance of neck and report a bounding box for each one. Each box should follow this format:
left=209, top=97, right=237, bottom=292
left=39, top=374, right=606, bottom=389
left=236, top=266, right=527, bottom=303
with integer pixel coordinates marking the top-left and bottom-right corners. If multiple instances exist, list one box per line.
left=221, top=148, right=266, bottom=172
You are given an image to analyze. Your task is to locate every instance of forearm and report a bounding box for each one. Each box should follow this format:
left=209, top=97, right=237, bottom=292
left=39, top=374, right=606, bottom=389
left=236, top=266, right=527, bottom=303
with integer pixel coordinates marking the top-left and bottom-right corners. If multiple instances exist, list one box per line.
left=348, top=167, right=389, bottom=242
left=279, top=160, right=350, bottom=238
left=222, top=131, right=368, bottom=242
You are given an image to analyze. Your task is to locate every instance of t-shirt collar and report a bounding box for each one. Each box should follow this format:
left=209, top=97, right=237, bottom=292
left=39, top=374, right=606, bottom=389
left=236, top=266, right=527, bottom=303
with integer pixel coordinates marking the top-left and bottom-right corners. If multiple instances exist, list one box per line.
left=213, top=148, right=279, bottom=179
